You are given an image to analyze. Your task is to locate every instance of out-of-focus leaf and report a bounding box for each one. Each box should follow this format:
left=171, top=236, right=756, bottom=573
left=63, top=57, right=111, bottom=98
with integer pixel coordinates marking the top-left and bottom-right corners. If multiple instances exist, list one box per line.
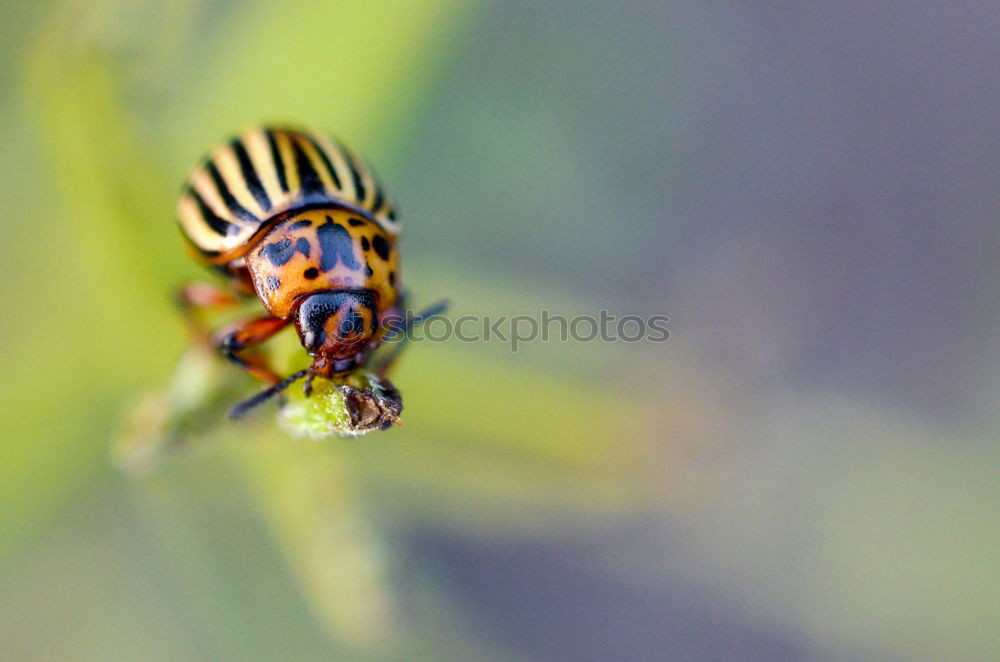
left=237, top=438, right=394, bottom=650
left=0, top=2, right=184, bottom=560
left=156, top=0, right=481, bottom=167
left=112, top=345, right=250, bottom=475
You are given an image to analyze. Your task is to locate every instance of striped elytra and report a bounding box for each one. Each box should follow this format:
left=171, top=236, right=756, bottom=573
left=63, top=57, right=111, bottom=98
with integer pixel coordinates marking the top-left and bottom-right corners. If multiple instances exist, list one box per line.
left=177, top=126, right=399, bottom=264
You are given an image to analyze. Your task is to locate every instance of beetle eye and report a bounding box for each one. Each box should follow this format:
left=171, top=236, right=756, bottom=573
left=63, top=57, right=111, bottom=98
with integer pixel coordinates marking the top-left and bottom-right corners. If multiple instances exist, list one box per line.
left=301, top=329, right=322, bottom=352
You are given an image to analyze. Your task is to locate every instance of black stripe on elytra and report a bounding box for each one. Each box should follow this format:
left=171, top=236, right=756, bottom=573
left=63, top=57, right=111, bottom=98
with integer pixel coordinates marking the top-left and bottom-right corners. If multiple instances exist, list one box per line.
left=206, top=160, right=258, bottom=223
left=348, top=157, right=367, bottom=202
left=231, top=139, right=271, bottom=210
left=289, top=220, right=312, bottom=230
left=317, top=216, right=361, bottom=271
left=371, top=185, right=385, bottom=213
left=188, top=186, right=238, bottom=237
left=266, top=129, right=289, bottom=192
left=305, top=134, right=342, bottom=189
left=291, top=138, right=325, bottom=196
left=332, top=140, right=366, bottom=202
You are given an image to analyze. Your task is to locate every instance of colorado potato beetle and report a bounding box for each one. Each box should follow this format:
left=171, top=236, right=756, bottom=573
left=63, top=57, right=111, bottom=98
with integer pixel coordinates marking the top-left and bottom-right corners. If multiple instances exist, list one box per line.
left=176, top=126, right=444, bottom=421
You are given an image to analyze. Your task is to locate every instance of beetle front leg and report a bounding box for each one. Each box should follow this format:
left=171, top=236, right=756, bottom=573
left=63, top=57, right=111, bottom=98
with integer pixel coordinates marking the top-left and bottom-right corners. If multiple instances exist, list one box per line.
left=177, top=281, right=243, bottom=345
left=212, top=315, right=290, bottom=384
left=372, top=298, right=450, bottom=378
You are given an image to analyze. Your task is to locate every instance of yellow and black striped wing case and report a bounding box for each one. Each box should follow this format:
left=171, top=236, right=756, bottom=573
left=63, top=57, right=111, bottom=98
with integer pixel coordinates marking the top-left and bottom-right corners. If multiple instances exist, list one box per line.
left=177, top=126, right=399, bottom=262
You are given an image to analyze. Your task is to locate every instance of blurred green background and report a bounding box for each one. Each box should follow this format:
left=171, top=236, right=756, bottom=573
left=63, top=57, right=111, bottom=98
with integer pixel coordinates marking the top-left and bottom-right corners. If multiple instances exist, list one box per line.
left=1, top=1, right=998, bottom=660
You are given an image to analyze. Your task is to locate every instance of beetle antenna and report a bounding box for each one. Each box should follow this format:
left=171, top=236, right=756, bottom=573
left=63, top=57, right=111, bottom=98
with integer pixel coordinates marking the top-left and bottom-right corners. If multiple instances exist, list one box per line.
left=407, top=298, right=450, bottom=331
left=228, top=368, right=310, bottom=419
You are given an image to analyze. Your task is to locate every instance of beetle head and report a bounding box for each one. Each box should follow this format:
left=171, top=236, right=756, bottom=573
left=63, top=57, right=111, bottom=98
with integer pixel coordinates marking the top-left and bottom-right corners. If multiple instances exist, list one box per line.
left=295, top=289, right=379, bottom=377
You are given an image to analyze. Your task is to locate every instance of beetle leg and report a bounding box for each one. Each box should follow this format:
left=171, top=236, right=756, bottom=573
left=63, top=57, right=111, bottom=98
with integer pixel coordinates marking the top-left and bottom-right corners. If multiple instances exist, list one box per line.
left=212, top=315, right=290, bottom=383
left=372, top=298, right=450, bottom=378
left=177, top=281, right=241, bottom=308
left=176, top=281, right=243, bottom=345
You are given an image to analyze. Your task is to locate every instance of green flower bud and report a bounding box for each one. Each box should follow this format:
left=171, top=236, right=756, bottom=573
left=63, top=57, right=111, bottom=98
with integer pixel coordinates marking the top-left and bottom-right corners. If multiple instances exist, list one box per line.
left=279, top=373, right=403, bottom=439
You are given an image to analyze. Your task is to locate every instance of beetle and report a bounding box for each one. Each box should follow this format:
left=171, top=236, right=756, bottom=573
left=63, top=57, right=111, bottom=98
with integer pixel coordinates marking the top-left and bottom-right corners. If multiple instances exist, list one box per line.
left=176, top=126, right=444, bottom=420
